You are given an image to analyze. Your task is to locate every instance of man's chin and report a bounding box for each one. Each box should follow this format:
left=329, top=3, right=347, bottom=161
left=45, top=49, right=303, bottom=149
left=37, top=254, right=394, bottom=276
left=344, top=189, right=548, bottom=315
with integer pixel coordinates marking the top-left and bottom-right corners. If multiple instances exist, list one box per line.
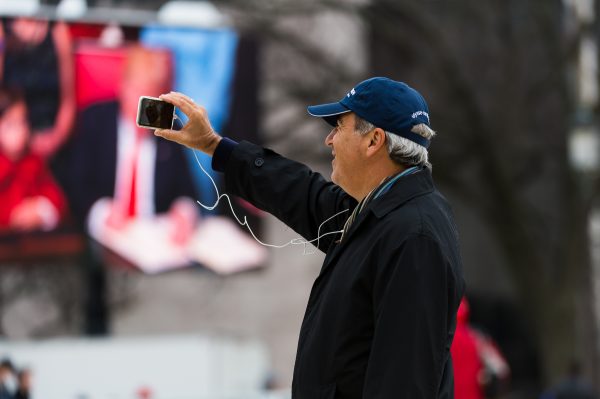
left=331, top=175, right=346, bottom=191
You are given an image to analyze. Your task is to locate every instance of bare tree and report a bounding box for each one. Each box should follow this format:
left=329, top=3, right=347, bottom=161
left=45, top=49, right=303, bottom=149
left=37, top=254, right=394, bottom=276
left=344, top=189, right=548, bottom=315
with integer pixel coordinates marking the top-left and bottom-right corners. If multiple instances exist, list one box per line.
left=367, top=0, right=598, bottom=387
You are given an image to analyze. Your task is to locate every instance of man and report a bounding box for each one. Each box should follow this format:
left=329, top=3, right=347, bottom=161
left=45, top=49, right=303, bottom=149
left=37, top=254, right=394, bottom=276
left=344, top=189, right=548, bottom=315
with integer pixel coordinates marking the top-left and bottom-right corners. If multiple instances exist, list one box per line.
left=69, top=46, right=198, bottom=334
left=69, top=46, right=196, bottom=231
left=156, top=77, right=465, bottom=398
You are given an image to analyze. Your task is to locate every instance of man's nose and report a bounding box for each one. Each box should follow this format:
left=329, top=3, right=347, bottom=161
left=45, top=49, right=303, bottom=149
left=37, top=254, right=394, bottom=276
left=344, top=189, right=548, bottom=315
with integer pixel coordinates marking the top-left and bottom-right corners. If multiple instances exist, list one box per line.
left=325, top=129, right=335, bottom=147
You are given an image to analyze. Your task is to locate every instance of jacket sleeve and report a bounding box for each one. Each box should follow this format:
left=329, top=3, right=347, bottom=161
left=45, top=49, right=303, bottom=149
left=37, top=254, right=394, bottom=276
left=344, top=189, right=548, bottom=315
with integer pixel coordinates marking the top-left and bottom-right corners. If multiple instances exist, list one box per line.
left=363, top=234, right=457, bottom=398
left=222, top=141, right=356, bottom=252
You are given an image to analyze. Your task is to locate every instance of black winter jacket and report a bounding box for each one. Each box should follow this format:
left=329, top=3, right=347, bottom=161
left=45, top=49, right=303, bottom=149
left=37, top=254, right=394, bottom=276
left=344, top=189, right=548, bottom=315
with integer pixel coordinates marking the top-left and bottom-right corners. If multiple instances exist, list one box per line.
left=218, top=141, right=465, bottom=398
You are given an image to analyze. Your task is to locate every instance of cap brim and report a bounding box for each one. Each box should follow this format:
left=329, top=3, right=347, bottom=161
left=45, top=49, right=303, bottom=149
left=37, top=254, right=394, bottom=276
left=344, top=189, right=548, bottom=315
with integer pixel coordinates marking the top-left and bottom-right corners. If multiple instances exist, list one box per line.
left=307, top=102, right=350, bottom=127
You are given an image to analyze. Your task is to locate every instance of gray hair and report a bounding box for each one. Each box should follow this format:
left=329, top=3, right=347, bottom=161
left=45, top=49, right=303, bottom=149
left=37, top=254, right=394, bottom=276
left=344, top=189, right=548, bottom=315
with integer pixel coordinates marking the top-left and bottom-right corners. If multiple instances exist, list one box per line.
left=354, top=116, right=435, bottom=168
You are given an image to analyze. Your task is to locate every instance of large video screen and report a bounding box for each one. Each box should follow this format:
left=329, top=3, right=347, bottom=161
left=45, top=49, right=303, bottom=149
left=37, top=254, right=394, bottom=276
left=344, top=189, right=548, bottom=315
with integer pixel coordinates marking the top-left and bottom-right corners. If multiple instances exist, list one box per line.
left=0, top=17, right=265, bottom=274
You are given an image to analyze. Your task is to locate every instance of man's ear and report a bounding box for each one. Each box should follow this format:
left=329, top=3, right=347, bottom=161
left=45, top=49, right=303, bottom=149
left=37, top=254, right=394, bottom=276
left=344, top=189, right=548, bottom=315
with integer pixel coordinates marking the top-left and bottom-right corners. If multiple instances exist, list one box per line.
left=366, top=128, right=387, bottom=156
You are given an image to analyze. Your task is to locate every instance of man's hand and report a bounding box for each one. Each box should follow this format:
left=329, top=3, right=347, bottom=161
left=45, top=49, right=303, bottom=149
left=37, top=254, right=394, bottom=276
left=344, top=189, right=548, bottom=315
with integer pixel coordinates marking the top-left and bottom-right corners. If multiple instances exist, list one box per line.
left=154, top=92, right=222, bottom=155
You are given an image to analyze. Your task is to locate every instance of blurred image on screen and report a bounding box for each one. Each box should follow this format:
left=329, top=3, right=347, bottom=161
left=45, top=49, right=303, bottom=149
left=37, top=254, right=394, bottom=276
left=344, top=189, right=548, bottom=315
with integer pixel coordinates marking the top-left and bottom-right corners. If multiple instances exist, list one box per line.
left=0, top=86, right=67, bottom=232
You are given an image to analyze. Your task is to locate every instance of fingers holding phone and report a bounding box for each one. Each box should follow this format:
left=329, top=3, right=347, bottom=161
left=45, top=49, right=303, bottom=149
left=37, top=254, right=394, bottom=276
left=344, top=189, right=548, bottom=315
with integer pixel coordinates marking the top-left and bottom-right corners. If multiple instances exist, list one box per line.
left=151, top=92, right=222, bottom=156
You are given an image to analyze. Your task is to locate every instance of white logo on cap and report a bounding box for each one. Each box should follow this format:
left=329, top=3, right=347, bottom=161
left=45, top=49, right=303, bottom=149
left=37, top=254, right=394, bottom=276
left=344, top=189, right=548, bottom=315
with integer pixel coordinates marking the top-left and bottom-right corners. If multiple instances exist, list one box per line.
left=346, top=88, right=356, bottom=98
left=411, top=110, right=429, bottom=122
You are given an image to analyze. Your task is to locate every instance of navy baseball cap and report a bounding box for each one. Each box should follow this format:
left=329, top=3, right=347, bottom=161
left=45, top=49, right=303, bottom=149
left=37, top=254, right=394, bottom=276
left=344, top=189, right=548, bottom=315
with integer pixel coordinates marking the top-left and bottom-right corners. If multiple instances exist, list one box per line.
left=307, top=77, right=431, bottom=148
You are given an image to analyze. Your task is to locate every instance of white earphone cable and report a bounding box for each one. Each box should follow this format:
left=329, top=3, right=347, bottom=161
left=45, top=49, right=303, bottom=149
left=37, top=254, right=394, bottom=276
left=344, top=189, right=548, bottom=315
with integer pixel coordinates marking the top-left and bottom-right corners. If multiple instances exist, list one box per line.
left=191, top=149, right=348, bottom=253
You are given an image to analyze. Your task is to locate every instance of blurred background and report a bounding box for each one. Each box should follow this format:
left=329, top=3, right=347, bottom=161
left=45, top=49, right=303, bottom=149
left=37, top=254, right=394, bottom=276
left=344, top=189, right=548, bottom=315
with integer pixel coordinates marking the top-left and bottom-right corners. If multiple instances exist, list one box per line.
left=0, top=0, right=598, bottom=398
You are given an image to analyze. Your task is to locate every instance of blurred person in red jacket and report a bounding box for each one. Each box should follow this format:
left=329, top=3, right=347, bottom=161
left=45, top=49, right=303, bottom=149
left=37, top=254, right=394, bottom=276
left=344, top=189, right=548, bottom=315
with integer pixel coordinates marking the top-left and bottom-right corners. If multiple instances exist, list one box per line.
left=452, top=297, right=485, bottom=399
left=451, top=297, right=510, bottom=399
left=0, top=86, right=67, bottom=231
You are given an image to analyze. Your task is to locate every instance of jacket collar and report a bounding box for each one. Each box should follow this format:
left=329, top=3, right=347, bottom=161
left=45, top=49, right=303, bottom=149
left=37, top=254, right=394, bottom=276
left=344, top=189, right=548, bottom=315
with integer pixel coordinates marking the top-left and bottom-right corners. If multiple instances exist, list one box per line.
left=369, top=167, right=435, bottom=219
left=319, top=168, right=435, bottom=276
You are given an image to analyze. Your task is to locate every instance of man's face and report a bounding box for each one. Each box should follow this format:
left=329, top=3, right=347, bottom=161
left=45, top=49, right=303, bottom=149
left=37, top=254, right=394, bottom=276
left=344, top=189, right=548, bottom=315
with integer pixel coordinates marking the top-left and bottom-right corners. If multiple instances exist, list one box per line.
left=120, top=73, right=167, bottom=125
left=324, top=112, right=368, bottom=193
left=119, top=49, right=171, bottom=125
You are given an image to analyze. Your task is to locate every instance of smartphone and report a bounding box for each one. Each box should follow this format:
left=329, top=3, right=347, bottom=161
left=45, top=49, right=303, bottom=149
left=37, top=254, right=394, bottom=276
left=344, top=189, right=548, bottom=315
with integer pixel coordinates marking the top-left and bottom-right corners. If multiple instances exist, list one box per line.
left=136, top=96, right=175, bottom=129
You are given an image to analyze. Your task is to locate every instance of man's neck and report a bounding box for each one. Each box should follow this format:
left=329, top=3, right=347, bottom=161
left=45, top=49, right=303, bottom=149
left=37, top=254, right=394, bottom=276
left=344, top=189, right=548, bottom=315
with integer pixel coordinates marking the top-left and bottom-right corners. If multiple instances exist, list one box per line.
left=353, top=162, right=406, bottom=201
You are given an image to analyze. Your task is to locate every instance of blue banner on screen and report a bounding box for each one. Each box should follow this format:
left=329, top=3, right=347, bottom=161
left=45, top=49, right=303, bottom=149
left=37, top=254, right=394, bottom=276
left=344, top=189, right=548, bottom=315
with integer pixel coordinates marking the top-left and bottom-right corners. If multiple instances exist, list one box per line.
left=140, top=26, right=238, bottom=207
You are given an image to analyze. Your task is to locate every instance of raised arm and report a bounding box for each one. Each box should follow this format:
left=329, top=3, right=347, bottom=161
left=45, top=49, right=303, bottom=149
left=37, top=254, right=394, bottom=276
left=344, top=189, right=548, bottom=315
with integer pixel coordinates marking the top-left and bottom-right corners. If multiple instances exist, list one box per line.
left=155, top=92, right=356, bottom=250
